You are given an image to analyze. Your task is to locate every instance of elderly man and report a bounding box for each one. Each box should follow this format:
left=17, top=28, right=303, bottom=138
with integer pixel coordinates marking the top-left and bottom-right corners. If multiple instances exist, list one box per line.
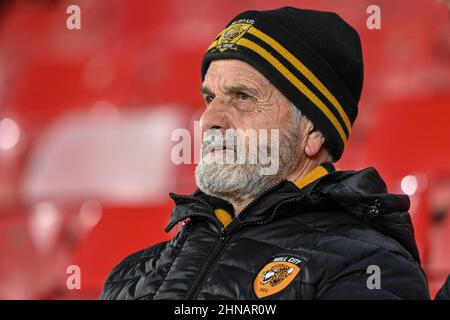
left=101, top=7, right=430, bottom=300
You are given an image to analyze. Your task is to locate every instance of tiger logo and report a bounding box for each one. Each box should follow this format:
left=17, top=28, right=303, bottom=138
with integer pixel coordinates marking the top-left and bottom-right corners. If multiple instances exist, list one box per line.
left=261, top=264, right=294, bottom=287
left=254, top=256, right=304, bottom=298
left=214, top=22, right=253, bottom=52
left=221, top=24, right=246, bottom=43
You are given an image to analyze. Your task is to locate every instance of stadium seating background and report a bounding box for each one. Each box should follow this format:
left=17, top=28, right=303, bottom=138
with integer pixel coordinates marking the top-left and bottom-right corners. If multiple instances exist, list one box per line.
left=0, top=0, right=449, bottom=299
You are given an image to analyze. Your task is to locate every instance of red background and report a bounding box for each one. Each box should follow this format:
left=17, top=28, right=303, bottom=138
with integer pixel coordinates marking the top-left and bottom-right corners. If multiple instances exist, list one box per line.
left=0, top=0, right=449, bottom=299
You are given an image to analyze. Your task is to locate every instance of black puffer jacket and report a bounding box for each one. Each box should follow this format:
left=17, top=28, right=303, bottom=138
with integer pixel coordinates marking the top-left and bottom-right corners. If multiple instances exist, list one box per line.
left=100, top=165, right=430, bottom=300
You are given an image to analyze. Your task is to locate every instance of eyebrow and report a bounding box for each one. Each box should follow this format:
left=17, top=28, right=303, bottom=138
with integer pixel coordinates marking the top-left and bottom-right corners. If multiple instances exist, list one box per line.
left=200, top=83, right=261, bottom=98
left=224, top=84, right=260, bottom=98
left=200, top=84, right=214, bottom=96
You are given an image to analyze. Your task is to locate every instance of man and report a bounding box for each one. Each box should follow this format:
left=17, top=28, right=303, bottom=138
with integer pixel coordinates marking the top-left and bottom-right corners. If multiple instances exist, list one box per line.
left=101, top=7, right=430, bottom=299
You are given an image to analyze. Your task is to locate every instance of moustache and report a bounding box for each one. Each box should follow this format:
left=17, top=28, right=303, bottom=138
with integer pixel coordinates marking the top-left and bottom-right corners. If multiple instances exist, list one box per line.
left=201, top=131, right=240, bottom=158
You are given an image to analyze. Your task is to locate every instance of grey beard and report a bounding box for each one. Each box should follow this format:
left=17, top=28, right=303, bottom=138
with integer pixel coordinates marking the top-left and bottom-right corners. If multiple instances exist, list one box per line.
left=195, top=120, right=302, bottom=203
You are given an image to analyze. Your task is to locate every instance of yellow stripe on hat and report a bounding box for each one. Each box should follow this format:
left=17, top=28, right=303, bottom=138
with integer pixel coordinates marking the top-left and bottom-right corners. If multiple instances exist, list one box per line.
left=236, top=37, right=347, bottom=144
left=247, top=27, right=352, bottom=134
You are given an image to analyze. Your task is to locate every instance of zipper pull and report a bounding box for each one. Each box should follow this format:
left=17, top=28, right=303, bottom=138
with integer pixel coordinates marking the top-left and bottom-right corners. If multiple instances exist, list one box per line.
left=219, top=228, right=228, bottom=241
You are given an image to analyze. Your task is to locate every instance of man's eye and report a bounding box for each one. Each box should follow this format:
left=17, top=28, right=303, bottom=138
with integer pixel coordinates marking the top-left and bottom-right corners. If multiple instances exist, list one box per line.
left=205, top=95, right=214, bottom=104
left=238, top=92, right=250, bottom=100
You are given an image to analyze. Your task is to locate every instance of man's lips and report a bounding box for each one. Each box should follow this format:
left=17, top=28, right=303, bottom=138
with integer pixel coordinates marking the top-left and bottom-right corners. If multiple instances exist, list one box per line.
left=206, top=144, right=236, bottom=154
left=211, top=146, right=235, bottom=152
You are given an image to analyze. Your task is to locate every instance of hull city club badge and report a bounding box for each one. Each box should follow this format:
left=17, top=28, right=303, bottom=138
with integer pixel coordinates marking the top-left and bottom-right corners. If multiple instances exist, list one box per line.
left=254, top=255, right=305, bottom=298
left=211, top=19, right=254, bottom=52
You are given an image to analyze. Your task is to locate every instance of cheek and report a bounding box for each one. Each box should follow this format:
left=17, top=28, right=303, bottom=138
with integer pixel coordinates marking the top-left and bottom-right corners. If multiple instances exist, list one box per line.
left=240, top=110, right=284, bottom=131
left=198, top=112, right=207, bottom=134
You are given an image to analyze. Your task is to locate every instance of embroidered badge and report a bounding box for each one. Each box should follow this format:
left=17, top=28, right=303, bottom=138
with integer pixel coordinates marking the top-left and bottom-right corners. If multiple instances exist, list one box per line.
left=210, top=19, right=254, bottom=52
left=254, top=255, right=304, bottom=298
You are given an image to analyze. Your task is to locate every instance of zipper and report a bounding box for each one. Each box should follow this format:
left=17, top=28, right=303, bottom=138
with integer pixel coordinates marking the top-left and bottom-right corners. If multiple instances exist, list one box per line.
left=184, top=187, right=306, bottom=300
left=168, top=180, right=286, bottom=233
left=169, top=193, right=215, bottom=211
left=169, top=180, right=286, bottom=231
left=237, top=179, right=287, bottom=218
left=223, top=179, right=294, bottom=233
left=185, top=228, right=229, bottom=300
left=229, top=194, right=306, bottom=235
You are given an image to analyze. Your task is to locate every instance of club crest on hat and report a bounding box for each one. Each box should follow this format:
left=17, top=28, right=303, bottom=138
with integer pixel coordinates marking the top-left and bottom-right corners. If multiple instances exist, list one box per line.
left=254, top=255, right=304, bottom=298
left=213, top=19, right=254, bottom=52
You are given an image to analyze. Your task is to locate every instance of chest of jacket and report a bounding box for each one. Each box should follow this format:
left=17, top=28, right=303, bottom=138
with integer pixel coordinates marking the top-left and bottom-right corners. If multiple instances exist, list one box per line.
left=148, top=215, right=350, bottom=300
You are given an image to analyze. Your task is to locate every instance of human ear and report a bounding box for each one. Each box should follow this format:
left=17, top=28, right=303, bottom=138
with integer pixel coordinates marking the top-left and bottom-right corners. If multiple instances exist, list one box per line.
left=304, top=131, right=326, bottom=157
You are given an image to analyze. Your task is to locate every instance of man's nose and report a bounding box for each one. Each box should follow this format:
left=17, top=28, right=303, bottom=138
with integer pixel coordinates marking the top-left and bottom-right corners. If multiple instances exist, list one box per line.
left=200, top=99, right=231, bottom=133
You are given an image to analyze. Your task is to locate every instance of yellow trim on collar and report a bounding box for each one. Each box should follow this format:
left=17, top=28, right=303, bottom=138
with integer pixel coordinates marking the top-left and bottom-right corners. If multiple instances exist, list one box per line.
left=215, top=208, right=233, bottom=227
left=295, top=165, right=330, bottom=189
left=215, top=164, right=337, bottom=226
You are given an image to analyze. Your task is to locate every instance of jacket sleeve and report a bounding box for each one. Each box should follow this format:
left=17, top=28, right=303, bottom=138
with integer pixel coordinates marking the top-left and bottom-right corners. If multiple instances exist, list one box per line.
left=99, top=241, right=169, bottom=300
left=316, top=249, right=431, bottom=300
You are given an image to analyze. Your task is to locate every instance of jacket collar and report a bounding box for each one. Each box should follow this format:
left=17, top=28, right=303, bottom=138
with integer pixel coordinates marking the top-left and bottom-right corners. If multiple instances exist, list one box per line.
left=166, top=162, right=337, bottom=232
left=165, top=164, right=421, bottom=263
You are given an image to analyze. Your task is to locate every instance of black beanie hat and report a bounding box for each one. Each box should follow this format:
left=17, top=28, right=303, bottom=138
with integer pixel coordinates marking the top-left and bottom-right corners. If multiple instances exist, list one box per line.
left=201, top=7, right=364, bottom=161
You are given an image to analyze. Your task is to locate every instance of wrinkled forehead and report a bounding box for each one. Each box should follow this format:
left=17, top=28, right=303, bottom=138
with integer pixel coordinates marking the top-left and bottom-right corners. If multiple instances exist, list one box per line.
left=203, top=59, right=272, bottom=88
left=202, top=60, right=292, bottom=107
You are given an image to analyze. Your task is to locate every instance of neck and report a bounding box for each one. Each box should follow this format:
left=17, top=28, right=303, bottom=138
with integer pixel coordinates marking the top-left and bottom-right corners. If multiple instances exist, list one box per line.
left=232, top=198, right=253, bottom=216
left=286, top=157, right=323, bottom=183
